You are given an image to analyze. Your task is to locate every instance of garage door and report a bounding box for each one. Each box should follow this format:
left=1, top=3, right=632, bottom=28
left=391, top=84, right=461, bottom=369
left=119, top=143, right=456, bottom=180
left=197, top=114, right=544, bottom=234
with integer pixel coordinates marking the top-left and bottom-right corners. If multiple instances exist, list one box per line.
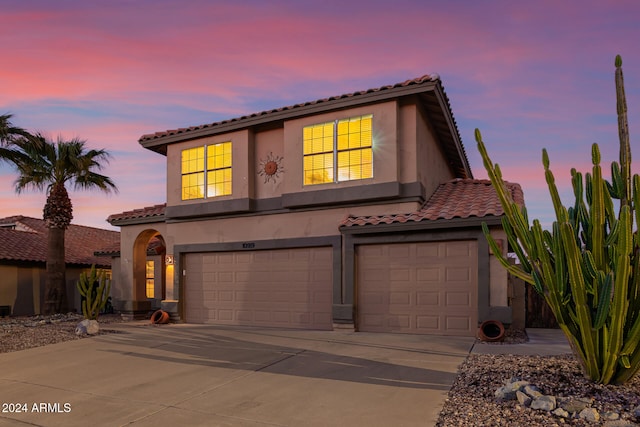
left=183, top=247, right=333, bottom=330
left=357, top=240, right=478, bottom=336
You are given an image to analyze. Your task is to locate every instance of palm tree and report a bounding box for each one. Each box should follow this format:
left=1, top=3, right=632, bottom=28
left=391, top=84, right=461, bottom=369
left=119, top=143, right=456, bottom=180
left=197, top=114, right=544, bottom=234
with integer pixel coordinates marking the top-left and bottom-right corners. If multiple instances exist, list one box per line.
left=0, top=114, right=31, bottom=144
left=0, top=131, right=118, bottom=313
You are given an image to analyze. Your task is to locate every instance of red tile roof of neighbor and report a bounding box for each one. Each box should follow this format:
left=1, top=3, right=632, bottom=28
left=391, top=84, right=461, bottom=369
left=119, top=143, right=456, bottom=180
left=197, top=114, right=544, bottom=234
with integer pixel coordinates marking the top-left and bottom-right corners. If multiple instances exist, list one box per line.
left=0, top=216, right=119, bottom=267
left=139, top=74, right=442, bottom=143
left=340, top=179, right=525, bottom=227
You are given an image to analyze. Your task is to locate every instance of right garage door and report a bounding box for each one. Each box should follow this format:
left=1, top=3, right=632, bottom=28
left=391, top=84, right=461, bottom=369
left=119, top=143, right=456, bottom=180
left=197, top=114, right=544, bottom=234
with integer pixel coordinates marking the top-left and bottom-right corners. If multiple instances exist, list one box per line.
left=357, top=240, right=478, bottom=336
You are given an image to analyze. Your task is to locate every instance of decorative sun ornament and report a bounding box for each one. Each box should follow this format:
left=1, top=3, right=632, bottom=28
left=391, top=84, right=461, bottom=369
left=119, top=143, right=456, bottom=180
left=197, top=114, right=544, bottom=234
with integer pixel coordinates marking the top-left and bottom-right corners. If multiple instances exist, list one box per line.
left=258, top=152, right=284, bottom=183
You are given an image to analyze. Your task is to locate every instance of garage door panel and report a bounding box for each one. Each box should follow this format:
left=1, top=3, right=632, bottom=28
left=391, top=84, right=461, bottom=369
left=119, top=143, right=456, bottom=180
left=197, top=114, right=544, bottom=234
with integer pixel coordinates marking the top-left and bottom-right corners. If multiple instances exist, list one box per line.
left=389, top=292, right=411, bottom=305
left=357, top=241, right=477, bottom=336
left=417, top=291, right=439, bottom=305
left=416, top=244, right=440, bottom=258
left=184, top=247, right=333, bottom=330
left=445, top=241, right=473, bottom=255
left=417, top=315, right=439, bottom=330
left=446, top=316, right=471, bottom=331
left=417, top=267, right=439, bottom=281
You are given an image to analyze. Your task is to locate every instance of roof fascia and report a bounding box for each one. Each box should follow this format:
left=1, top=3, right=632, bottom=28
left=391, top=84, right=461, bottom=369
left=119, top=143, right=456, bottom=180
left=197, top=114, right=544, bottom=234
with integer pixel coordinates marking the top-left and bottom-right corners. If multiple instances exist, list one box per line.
left=108, top=215, right=166, bottom=227
left=431, top=84, right=473, bottom=178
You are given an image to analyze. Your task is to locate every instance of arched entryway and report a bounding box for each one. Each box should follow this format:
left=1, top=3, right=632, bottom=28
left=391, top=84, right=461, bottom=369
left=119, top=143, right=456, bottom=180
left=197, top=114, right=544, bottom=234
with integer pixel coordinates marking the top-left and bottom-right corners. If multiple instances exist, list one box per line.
left=133, top=230, right=167, bottom=312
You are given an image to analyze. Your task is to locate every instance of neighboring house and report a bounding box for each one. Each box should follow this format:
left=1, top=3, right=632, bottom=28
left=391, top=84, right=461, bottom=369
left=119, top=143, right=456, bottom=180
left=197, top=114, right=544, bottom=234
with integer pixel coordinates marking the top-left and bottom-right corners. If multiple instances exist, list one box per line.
left=108, top=74, right=525, bottom=336
left=0, top=216, right=119, bottom=316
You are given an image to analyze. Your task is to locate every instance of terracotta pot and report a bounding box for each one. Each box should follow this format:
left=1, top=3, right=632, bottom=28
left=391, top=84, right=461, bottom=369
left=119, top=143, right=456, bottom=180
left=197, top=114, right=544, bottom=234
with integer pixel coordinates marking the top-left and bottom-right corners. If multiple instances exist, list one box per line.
left=150, top=309, right=170, bottom=324
left=478, top=320, right=505, bottom=342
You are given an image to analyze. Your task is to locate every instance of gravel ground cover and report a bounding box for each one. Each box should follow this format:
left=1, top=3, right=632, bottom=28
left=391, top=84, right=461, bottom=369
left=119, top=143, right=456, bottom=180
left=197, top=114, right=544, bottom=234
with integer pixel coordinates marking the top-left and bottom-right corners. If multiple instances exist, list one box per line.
left=0, top=313, right=126, bottom=354
left=2, top=316, right=639, bottom=426
left=437, top=328, right=640, bottom=427
left=436, top=353, right=640, bottom=426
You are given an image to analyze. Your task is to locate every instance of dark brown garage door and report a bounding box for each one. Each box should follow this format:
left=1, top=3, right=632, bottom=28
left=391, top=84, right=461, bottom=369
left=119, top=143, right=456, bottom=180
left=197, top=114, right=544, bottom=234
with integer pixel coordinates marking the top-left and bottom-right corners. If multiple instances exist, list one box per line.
left=357, top=240, right=478, bottom=336
left=183, top=247, right=333, bottom=330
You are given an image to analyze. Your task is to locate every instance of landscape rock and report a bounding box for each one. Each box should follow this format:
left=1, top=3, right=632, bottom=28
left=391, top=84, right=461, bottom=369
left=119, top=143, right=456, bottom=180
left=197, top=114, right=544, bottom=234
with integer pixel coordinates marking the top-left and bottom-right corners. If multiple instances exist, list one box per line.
left=522, top=384, right=543, bottom=398
left=551, top=407, right=570, bottom=418
left=530, top=395, right=557, bottom=411
left=603, top=411, right=621, bottom=421
left=495, top=378, right=532, bottom=402
left=494, top=385, right=516, bottom=402
left=579, top=407, right=600, bottom=422
left=559, top=396, right=593, bottom=414
left=438, top=354, right=640, bottom=427
left=516, top=390, right=531, bottom=407
left=75, top=319, right=99, bottom=336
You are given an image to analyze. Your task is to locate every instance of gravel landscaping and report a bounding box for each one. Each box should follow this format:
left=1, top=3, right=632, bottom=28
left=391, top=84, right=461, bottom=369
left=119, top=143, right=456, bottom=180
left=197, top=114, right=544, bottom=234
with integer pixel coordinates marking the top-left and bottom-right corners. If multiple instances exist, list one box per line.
left=2, top=315, right=639, bottom=426
left=437, top=328, right=640, bottom=427
left=0, top=313, right=126, bottom=354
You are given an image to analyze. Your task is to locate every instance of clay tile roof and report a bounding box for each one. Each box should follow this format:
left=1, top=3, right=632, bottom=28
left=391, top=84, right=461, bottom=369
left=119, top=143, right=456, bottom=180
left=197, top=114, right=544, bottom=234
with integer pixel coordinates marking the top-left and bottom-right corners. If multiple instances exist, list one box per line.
left=107, top=204, right=166, bottom=224
left=340, top=179, right=524, bottom=228
left=94, top=236, right=164, bottom=257
left=0, top=216, right=120, bottom=267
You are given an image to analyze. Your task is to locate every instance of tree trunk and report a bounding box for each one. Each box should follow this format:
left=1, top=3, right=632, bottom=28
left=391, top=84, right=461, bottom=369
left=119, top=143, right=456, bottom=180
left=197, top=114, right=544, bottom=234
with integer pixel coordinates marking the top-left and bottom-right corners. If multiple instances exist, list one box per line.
left=42, top=182, right=73, bottom=314
left=43, top=227, right=68, bottom=314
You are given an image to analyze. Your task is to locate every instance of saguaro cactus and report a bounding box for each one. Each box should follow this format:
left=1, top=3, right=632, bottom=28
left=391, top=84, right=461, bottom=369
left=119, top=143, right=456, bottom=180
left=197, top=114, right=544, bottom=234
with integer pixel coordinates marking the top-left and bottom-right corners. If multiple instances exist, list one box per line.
left=77, top=264, right=111, bottom=321
left=476, top=55, right=640, bottom=385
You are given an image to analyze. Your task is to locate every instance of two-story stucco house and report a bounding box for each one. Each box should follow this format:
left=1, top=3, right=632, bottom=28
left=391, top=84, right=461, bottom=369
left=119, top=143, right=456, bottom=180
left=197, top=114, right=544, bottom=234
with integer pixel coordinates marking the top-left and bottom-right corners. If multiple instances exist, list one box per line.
left=107, top=74, right=524, bottom=336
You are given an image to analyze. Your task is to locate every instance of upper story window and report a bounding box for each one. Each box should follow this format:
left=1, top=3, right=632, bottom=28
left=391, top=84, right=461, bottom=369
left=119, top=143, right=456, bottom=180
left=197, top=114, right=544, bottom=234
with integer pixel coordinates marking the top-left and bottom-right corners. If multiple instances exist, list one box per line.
left=181, top=142, right=232, bottom=200
left=303, top=114, right=372, bottom=185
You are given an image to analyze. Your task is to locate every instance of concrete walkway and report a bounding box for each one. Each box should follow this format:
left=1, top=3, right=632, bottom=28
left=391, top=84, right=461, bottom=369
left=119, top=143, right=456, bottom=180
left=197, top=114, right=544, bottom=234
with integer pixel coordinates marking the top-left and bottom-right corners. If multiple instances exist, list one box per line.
left=471, top=328, right=572, bottom=356
left=0, top=323, right=475, bottom=427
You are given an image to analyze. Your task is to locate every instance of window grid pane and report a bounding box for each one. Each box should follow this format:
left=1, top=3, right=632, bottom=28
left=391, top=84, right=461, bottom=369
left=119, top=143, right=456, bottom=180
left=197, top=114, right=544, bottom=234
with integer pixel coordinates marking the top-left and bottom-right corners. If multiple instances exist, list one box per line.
left=182, top=172, right=204, bottom=200
left=336, top=114, right=373, bottom=182
left=303, top=121, right=335, bottom=185
left=181, top=147, right=206, bottom=200
left=304, top=115, right=372, bottom=185
left=145, top=260, right=155, bottom=299
left=206, top=142, right=232, bottom=198
left=182, top=142, right=232, bottom=200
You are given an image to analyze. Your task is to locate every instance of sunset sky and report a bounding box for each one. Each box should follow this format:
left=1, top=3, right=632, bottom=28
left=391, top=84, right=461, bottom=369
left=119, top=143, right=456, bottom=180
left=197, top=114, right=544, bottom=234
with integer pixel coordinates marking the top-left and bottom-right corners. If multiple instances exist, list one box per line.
left=1, top=0, right=639, bottom=230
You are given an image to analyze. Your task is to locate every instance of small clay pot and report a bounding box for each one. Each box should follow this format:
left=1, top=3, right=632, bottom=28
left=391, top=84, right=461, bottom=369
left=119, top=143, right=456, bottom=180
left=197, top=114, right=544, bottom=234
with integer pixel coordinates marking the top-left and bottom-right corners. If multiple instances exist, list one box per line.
left=150, top=309, right=170, bottom=324
left=478, top=320, right=505, bottom=342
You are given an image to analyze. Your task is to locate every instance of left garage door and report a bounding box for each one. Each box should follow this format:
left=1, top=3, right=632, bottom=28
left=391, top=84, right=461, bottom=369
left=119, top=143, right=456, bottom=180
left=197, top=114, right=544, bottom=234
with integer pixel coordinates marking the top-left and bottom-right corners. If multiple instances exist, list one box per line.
left=183, top=247, right=333, bottom=330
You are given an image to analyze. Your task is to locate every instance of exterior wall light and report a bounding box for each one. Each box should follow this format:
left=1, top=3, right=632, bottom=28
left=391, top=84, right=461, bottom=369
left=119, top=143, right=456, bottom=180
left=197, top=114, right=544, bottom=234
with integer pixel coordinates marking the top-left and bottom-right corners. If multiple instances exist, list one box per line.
left=165, top=254, right=175, bottom=265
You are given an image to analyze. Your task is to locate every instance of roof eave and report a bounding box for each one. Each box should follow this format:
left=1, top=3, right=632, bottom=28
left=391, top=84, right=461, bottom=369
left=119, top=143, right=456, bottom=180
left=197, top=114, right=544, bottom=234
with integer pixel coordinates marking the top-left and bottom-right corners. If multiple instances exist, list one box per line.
left=108, top=214, right=166, bottom=227
left=340, top=215, right=504, bottom=235
left=139, top=81, right=441, bottom=155
left=430, top=84, right=473, bottom=178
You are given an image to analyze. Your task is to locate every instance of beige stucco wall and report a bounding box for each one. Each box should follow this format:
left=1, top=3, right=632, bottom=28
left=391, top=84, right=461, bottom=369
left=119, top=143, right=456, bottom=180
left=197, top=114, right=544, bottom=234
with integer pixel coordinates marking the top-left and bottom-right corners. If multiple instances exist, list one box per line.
left=282, top=101, right=399, bottom=194
left=415, top=103, right=456, bottom=196
left=166, top=130, right=251, bottom=207
left=397, top=101, right=454, bottom=191
left=0, top=264, right=90, bottom=315
left=0, top=265, right=19, bottom=312
left=113, top=222, right=169, bottom=311
left=254, top=127, right=285, bottom=199
left=165, top=201, right=420, bottom=247
left=162, top=98, right=452, bottom=209
left=488, top=227, right=509, bottom=307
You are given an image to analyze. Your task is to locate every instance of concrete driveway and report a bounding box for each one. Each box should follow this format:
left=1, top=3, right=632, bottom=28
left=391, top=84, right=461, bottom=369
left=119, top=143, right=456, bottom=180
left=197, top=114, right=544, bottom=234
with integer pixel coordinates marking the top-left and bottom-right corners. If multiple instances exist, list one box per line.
left=0, top=323, right=474, bottom=426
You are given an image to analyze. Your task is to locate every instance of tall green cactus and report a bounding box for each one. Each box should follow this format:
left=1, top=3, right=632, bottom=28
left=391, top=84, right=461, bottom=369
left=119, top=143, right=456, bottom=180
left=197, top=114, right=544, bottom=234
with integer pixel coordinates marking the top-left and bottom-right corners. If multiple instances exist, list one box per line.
left=77, top=264, right=111, bottom=321
left=476, top=55, right=640, bottom=385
